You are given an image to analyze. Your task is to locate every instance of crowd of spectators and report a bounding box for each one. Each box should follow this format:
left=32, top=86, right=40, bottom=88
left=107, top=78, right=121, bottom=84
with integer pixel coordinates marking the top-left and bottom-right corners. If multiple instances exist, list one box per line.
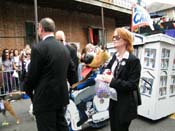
left=0, top=45, right=31, bottom=94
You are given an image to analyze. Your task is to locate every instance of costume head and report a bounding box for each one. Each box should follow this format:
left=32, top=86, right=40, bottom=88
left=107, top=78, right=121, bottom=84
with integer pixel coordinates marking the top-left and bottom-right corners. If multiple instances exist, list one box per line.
left=72, top=43, right=109, bottom=89
left=83, top=43, right=109, bottom=68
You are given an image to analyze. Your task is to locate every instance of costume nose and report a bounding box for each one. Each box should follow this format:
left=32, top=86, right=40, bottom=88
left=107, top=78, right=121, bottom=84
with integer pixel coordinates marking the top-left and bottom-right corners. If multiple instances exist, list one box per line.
left=84, top=54, right=94, bottom=64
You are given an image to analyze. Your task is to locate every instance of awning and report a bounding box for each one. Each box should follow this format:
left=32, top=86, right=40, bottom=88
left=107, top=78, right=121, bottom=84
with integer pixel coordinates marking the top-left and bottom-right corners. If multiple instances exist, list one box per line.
left=150, top=12, right=165, bottom=18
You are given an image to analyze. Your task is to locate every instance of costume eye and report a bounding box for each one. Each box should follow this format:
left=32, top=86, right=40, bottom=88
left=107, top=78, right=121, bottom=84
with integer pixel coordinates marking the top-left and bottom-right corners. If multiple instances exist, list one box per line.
left=88, top=48, right=94, bottom=52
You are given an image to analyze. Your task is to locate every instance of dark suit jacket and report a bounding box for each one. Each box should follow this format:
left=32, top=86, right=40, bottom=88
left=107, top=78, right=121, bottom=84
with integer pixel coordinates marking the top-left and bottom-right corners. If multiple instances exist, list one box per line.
left=24, top=36, right=70, bottom=114
left=66, top=44, right=79, bottom=85
left=106, top=52, right=141, bottom=123
left=66, top=44, right=79, bottom=71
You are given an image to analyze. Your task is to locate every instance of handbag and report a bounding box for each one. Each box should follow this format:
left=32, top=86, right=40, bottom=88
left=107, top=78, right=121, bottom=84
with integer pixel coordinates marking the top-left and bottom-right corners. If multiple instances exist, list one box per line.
left=95, top=75, right=110, bottom=98
left=95, top=74, right=117, bottom=101
left=12, top=70, right=19, bottom=78
left=133, top=86, right=142, bottom=106
left=96, top=81, right=110, bottom=98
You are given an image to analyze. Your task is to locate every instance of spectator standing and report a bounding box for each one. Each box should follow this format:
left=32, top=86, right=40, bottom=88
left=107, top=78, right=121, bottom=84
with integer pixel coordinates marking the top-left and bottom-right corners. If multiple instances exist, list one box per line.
left=9, top=49, right=14, bottom=60
left=12, top=49, right=20, bottom=71
left=24, top=49, right=31, bottom=73
left=2, top=49, right=13, bottom=71
left=1, top=49, right=13, bottom=93
left=12, top=49, right=20, bottom=90
left=55, top=30, right=78, bottom=85
left=24, top=44, right=31, bottom=55
left=19, top=52, right=26, bottom=91
left=19, top=49, right=31, bottom=91
left=70, top=42, right=79, bottom=70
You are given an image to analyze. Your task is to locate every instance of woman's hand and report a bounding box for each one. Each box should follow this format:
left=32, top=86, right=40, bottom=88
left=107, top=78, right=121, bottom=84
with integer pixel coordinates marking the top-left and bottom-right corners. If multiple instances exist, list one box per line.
left=103, top=69, right=112, bottom=75
left=102, top=74, right=113, bottom=83
left=101, top=69, right=113, bottom=83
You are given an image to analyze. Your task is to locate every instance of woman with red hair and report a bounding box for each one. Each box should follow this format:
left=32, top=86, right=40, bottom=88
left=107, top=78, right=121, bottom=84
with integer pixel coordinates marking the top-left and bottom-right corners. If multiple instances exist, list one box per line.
left=102, top=27, right=141, bottom=131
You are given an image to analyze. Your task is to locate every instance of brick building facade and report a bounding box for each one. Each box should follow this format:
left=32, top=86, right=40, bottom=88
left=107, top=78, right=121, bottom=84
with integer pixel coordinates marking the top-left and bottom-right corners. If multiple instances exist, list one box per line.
left=0, top=0, right=131, bottom=54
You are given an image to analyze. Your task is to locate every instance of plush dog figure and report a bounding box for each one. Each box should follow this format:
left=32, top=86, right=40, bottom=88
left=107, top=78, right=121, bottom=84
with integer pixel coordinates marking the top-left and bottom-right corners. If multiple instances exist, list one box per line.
left=85, top=43, right=109, bottom=68
left=70, top=44, right=109, bottom=126
left=72, top=43, right=109, bottom=89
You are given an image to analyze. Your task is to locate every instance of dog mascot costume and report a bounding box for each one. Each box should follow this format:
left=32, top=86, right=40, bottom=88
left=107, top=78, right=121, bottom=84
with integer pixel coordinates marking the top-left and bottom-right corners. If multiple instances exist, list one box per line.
left=67, top=43, right=110, bottom=130
left=72, top=43, right=109, bottom=90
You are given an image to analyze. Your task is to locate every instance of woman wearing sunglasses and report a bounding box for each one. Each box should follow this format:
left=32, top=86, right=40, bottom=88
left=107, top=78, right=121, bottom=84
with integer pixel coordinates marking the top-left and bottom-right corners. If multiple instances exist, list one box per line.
left=102, top=27, right=141, bottom=131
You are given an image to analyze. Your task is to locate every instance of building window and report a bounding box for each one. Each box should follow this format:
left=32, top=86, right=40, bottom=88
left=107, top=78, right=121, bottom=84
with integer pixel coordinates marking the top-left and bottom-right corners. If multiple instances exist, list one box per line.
left=88, top=27, right=106, bottom=46
left=25, top=21, right=36, bottom=45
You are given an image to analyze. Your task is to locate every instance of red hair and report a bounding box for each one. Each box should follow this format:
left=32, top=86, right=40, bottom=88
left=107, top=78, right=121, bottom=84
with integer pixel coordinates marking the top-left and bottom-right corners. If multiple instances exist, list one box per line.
left=114, top=28, right=134, bottom=53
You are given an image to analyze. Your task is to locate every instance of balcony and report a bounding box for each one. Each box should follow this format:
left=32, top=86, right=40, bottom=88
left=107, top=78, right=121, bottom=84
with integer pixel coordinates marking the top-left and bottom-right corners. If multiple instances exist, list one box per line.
left=99, top=0, right=133, bottom=9
left=74, top=0, right=132, bottom=14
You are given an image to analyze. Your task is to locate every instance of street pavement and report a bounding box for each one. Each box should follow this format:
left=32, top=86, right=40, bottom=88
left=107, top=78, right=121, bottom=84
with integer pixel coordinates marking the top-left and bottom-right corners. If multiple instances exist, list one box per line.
left=0, top=99, right=175, bottom=131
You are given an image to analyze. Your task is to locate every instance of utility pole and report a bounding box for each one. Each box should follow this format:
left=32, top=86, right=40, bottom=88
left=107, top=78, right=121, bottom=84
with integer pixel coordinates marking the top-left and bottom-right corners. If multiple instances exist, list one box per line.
left=34, top=0, right=39, bottom=43
left=101, top=7, right=105, bottom=46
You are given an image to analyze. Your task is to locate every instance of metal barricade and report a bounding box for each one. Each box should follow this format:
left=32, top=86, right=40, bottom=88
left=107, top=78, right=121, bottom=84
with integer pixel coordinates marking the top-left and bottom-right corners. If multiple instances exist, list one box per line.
left=0, top=70, right=22, bottom=97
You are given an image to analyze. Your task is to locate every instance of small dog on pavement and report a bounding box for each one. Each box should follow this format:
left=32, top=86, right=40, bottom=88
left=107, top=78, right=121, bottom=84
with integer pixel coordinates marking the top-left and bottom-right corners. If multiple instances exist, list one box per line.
left=0, top=95, right=20, bottom=125
left=0, top=99, right=20, bottom=125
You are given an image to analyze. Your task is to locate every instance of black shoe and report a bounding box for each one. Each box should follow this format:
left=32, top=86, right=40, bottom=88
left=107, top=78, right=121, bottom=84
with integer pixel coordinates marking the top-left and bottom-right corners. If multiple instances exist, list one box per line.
left=77, top=113, right=88, bottom=127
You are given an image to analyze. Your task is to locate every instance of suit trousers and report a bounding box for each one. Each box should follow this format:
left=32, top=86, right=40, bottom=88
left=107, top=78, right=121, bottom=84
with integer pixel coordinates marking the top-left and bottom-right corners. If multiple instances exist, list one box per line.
left=109, top=102, right=131, bottom=131
left=35, top=107, right=68, bottom=131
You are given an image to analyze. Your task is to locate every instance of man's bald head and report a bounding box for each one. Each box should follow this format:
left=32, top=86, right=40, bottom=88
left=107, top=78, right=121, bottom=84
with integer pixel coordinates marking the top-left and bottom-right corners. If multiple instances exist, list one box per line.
left=55, top=30, right=66, bottom=44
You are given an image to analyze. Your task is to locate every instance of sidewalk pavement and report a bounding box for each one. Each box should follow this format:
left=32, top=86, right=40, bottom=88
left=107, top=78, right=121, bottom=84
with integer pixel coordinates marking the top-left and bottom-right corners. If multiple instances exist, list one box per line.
left=0, top=99, right=175, bottom=131
left=0, top=99, right=37, bottom=131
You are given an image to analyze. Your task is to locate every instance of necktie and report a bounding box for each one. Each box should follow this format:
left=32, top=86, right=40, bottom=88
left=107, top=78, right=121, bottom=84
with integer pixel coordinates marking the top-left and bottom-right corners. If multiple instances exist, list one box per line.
left=114, top=58, right=120, bottom=77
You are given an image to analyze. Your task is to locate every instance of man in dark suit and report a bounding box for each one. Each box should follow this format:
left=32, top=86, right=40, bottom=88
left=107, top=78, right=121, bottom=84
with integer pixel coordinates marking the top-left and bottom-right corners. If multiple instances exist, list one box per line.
left=55, top=30, right=79, bottom=84
left=24, top=18, right=70, bottom=131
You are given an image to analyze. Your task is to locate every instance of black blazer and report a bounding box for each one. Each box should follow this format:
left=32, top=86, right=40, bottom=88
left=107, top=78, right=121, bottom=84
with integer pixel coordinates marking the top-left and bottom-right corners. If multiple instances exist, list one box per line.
left=106, top=52, right=141, bottom=123
left=66, top=44, right=79, bottom=85
left=24, top=36, right=71, bottom=113
left=66, top=44, right=79, bottom=71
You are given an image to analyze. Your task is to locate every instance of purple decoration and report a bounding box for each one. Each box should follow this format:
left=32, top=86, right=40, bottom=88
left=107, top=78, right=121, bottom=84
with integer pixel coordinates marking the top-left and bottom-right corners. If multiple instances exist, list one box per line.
left=165, top=29, right=175, bottom=38
left=95, top=81, right=110, bottom=98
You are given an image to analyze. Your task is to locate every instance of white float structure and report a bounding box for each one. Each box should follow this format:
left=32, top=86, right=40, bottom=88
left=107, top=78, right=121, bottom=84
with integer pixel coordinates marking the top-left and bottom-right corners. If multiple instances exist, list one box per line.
left=134, top=33, right=175, bottom=120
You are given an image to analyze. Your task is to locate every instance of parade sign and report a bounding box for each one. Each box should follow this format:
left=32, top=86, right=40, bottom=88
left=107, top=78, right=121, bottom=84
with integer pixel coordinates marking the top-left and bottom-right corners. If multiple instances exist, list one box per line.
left=131, top=4, right=154, bottom=32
